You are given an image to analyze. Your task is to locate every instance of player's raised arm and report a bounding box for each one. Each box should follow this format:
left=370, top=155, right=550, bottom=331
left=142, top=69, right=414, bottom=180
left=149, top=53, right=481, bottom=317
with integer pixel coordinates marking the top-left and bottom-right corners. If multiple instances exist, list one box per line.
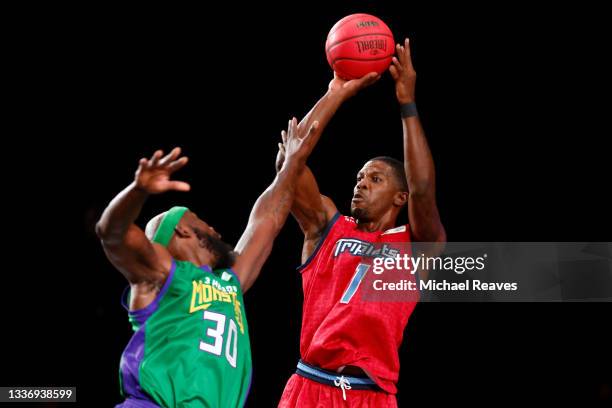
left=95, top=148, right=189, bottom=286
left=275, top=74, right=379, bottom=252
left=389, top=38, right=446, bottom=246
left=232, top=118, right=318, bottom=291
left=275, top=142, right=336, bottom=244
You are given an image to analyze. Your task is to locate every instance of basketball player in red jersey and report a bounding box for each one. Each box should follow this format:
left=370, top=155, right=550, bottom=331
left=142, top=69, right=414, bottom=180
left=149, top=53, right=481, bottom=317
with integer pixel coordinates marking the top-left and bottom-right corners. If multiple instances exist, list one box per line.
left=277, top=39, right=446, bottom=407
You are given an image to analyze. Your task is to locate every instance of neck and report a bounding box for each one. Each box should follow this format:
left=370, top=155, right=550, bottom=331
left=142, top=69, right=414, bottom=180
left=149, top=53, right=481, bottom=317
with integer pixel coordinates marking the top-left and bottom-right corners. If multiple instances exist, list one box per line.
left=174, top=245, right=216, bottom=268
left=356, top=211, right=398, bottom=233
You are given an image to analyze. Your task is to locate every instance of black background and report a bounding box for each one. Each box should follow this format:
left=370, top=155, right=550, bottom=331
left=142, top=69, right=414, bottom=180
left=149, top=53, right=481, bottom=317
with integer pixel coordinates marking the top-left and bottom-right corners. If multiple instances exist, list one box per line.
left=3, top=1, right=611, bottom=406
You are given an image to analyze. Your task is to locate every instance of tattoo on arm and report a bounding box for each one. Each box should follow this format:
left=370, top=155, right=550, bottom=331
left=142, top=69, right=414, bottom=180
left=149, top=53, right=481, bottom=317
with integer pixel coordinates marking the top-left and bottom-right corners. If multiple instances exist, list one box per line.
left=272, top=186, right=295, bottom=229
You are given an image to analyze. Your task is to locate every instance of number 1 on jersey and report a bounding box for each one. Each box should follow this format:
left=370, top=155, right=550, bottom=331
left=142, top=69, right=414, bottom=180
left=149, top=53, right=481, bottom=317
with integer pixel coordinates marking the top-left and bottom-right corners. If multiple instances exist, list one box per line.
left=340, top=263, right=371, bottom=304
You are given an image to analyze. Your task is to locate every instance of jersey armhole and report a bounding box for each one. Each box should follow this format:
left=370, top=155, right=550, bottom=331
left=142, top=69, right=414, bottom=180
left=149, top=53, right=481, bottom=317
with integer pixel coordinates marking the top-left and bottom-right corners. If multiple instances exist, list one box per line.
left=121, top=259, right=177, bottom=327
left=296, top=212, right=341, bottom=273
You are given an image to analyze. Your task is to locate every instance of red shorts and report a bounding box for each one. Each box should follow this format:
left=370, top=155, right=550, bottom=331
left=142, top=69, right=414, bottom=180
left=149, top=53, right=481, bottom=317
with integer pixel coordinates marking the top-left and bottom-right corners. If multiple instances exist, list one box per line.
left=278, top=374, right=397, bottom=408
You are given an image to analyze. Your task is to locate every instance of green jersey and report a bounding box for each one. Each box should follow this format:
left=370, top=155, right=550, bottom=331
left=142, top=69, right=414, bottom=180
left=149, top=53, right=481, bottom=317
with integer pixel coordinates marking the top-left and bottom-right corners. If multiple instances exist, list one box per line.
left=118, top=259, right=251, bottom=407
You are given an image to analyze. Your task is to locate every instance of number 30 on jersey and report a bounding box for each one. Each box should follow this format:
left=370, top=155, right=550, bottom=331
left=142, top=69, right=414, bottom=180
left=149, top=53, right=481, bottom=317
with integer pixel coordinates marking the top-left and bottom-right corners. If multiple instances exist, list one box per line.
left=200, top=311, right=238, bottom=367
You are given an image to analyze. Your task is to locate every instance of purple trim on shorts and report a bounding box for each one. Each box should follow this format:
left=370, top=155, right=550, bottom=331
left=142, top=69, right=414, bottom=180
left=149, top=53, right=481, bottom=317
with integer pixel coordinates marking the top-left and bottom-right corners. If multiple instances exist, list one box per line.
left=127, top=260, right=177, bottom=327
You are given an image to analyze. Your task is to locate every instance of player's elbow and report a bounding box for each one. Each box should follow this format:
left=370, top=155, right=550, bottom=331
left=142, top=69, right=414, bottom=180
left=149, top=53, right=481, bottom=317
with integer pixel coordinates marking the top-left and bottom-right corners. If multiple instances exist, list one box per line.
left=95, top=220, right=124, bottom=245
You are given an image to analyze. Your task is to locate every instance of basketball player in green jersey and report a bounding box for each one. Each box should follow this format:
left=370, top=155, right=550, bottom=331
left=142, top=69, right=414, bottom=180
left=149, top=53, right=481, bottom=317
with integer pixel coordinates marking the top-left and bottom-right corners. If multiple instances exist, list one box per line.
left=95, top=116, right=332, bottom=407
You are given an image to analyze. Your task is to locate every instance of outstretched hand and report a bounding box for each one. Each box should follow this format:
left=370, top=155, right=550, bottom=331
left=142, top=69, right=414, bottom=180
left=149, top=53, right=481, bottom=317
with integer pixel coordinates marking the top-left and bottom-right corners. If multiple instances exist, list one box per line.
left=389, top=38, right=416, bottom=104
left=276, top=118, right=319, bottom=171
left=135, top=147, right=190, bottom=194
left=328, top=71, right=380, bottom=100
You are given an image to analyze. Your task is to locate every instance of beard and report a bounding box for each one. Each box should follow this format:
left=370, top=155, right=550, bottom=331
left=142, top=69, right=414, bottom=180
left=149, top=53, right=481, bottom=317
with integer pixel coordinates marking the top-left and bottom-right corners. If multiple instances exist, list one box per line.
left=194, top=228, right=237, bottom=270
left=350, top=206, right=370, bottom=222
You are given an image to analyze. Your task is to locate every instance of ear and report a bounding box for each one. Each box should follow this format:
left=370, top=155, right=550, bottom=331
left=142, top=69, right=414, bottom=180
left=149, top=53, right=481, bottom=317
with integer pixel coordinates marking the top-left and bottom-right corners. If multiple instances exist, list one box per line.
left=393, top=191, right=409, bottom=207
left=174, top=225, right=192, bottom=239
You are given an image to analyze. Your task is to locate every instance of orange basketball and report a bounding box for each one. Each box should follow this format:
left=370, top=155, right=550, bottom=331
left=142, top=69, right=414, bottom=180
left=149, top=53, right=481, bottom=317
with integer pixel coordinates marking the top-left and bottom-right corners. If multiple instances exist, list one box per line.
left=325, top=14, right=395, bottom=80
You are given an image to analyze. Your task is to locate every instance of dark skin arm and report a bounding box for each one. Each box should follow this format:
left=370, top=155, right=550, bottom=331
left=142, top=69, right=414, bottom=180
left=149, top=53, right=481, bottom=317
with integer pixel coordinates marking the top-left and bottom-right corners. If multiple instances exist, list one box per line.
left=233, top=118, right=319, bottom=291
left=275, top=73, right=380, bottom=262
left=95, top=148, right=190, bottom=309
left=390, top=38, right=446, bottom=250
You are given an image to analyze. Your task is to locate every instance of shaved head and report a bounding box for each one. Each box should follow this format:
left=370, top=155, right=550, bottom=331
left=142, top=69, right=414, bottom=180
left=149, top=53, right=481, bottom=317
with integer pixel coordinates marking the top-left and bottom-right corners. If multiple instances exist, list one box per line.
left=145, top=211, right=167, bottom=241
left=144, top=209, right=235, bottom=270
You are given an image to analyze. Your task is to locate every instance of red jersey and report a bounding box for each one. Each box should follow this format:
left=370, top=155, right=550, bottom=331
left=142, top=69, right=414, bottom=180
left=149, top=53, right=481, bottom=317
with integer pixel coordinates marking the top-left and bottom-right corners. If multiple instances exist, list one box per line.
left=298, top=213, right=417, bottom=394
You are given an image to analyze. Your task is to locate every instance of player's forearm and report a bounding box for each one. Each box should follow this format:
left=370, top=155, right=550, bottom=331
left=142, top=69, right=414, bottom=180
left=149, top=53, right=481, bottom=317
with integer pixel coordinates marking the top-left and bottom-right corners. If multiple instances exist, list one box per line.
left=402, top=116, right=436, bottom=195
left=297, top=90, right=345, bottom=152
left=250, top=158, right=302, bottom=233
left=96, top=182, right=148, bottom=243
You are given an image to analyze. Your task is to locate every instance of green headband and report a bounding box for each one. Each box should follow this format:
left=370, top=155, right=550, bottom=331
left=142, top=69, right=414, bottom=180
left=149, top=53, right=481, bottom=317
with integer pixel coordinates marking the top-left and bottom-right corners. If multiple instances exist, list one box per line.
left=152, top=206, right=189, bottom=247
